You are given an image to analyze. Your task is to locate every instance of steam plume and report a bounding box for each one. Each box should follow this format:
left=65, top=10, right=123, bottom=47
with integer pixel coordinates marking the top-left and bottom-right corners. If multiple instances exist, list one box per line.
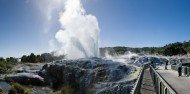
left=55, top=0, right=100, bottom=59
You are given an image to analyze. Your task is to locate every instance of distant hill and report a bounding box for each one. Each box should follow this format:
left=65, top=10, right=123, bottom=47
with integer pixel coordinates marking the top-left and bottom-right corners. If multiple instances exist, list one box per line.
left=100, top=40, right=190, bottom=56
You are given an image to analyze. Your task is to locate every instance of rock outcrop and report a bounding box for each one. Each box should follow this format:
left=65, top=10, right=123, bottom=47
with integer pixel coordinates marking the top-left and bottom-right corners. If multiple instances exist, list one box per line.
left=44, top=58, right=135, bottom=94
left=6, top=73, right=44, bottom=86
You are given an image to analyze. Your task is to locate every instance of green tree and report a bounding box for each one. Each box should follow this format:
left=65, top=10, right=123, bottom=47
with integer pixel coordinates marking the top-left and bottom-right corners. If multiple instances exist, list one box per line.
left=29, top=53, right=36, bottom=63
left=6, top=57, right=18, bottom=63
left=41, top=53, right=53, bottom=62
left=21, top=55, right=28, bottom=62
left=36, top=55, right=44, bottom=62
left=0, top=57, right=5, bottom=62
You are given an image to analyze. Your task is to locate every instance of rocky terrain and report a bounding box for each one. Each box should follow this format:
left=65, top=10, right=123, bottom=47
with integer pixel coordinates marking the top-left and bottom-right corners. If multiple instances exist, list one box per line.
left=2, top=57, right=139, bottom=94
left=40, top=58, right=136, bottom=94
left=3, top=56, right=177, bottom=94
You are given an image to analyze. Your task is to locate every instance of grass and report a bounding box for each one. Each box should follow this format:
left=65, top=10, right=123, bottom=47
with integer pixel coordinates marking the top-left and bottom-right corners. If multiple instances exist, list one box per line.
left=8, top=83, right=31, bottom=94
left=53, top=85, right=75, bottom=94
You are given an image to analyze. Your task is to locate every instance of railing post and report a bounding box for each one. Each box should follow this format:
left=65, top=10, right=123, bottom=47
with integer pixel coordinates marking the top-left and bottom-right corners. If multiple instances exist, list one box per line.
left=150, top=65, right=176, bottom=94
left=159, top=82, right=162, bottom=94
left=184, top=66, right=187, bottom=76
left=187, top=67, right=190, bottom=76
left=175, top=65, right=177, bottom=71
left=164, top=87, right=167, bottom=94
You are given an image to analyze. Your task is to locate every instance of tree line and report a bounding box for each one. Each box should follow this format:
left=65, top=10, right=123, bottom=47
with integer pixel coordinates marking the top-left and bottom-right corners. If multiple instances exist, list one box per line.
left=1, top=40, right=190, bottom=64
left=0, top=57, right=17, bottom=73
left=21, top=53, right=64, bottom=63
left=100, top=40, right=190, bottom=56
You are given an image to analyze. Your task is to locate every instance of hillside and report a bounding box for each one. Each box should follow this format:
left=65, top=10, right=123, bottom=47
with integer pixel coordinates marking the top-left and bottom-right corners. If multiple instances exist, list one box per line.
left=100, top=40, right=190, bottom=56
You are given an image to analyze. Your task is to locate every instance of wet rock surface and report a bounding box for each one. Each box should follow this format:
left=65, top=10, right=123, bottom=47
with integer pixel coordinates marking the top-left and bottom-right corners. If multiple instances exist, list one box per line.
left=6, top=73, right=44, bottom=86
left=3, top=58, right=136, bottom=94
left=43, top=58, right=135, bottom=94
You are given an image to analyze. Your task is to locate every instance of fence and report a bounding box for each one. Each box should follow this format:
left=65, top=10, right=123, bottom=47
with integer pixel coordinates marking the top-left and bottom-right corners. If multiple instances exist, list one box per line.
left=171, top=65, right=190, bottom=76
left=150, top=65, right=176, bottom=94
left=130, top=63, right=150, bottom=94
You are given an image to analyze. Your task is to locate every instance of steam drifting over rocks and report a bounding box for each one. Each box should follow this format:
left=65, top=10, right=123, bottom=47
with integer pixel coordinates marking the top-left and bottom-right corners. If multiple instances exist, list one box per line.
left=42, top=58, right=135, bottom=94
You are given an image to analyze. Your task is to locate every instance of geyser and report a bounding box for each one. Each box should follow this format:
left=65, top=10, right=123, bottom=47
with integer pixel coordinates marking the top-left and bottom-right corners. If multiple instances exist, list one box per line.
left=55, top=0, right=100, bottom=59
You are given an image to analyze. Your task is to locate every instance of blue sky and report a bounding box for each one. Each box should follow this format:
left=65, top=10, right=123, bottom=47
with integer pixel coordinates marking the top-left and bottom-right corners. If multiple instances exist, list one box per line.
left=0, top=0, right=190, bottom=57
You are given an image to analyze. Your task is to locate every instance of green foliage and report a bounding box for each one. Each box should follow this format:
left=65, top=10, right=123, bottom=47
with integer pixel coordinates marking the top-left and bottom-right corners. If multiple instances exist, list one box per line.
left=0, top=58, right=14, bottom=73
left=100, top=40, right=190, bottom=56
left=8, top=83, right=31, bottom=94
left=53, top=86, right=75, bottom=94
left=5, top=76, right=14, bottom=83
left=36, top=55, right=44, bottom=62
left=0, top=86, right=3, bottom=93
left=21, top=55, right=28, bottom=62
left=0, top=57, right=5, bottom=62
left=6, top=57, right=18, bottom=63
left=29, top=53, right=36, bottom=63
left=161, top=42, right=187, bottom=56
left=100, top=46, right=160, bottom=56
left=21, top=53, right=65, bottom=63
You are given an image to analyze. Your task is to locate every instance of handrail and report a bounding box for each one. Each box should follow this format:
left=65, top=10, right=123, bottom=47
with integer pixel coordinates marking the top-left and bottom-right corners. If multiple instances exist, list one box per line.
left=130, top=65, right=144, bottom=94
left=150, top=65, right=177, bottom=94
left=130, top=63, right=150, bottom=94
left=171, top=65, right=189, bottom=76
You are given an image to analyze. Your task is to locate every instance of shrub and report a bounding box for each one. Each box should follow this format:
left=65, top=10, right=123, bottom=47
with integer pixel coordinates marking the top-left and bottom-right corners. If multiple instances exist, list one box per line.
left=0, top=86, right=3, bottom=93
left=53, top=86, right=74, bottom=94
left=0, top=61, right=14, bottom=73
left=4, top=76, right=14, bottom=84
left=8, top=83, right=31, bottom=94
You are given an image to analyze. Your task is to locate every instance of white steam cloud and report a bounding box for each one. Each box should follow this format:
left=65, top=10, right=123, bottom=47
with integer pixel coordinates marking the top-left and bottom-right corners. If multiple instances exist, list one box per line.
left=34, top=0, right=65, bottom=33
left=54, top=0, right=100, bottom=59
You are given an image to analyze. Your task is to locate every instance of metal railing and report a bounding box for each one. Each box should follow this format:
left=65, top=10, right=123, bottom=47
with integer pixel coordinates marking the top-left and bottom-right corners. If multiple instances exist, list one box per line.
left=171, top=65, right=189, bottom=76
left=130, top=63, right=150, bottom=94
left=150, top=65, right=177, bottom=94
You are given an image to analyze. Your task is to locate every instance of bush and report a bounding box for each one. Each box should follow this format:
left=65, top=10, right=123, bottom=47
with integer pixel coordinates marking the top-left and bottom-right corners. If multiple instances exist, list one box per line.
left=4, top=76, right=14, bottom=83
left=53, top=86, right=74, bottom=94
left=0, top=61, right=14, bottom=73
left=0, top=86, right=3, bottom=93
left=8, top=83, right=31, bottom=94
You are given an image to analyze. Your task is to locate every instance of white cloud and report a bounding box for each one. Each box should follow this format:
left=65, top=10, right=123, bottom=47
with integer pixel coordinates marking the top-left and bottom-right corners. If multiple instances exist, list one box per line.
left=48, top=39, right=58, bottom=52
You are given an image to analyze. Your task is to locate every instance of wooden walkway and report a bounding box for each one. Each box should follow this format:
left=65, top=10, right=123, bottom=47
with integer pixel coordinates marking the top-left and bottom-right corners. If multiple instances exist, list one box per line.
left=157, top=65, right=190, bottom=94
left=140, top=69, right=156, bottom=94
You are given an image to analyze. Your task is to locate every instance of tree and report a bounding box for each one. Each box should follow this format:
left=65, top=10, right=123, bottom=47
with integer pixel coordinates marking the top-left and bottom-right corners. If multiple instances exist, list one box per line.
left=36, top=55, right=44, bottom=62
left=41, top=53, right=53, bottom=62
left=21, top=55, right=28, bottom=62
left=0, top=57, right=5, bottom=62
left=29, top=53, right=36, bottom=63
left=6, top=57, right=18, bottom=63
left=163, top=46, right=187, bottom=56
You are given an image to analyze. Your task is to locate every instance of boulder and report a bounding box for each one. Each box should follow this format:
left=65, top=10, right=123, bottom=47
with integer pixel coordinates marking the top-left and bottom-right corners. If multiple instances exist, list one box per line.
left=6, top=73, right=44, bottom=86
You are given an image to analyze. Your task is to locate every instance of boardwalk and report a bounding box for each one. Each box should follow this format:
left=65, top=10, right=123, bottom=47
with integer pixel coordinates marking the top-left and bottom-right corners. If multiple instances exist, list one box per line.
left=157, top=65, right=190, bottom=94
left=141, top=69, right=156, bottom=94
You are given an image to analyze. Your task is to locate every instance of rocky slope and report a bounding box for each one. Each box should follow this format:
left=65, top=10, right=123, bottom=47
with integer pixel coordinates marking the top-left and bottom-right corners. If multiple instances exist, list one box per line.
left=41, top=58, right=136, bottom=94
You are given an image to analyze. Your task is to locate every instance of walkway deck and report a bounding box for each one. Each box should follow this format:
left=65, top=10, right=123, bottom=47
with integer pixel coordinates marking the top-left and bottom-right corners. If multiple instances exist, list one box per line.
left=141, top=69, right=156, bottom=94
left=157, top=65, right=190, bottom=94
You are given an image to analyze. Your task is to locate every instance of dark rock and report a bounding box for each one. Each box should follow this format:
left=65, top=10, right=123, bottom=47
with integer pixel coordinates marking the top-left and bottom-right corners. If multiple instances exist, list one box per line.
left=118, top=65, right=128, bottom=72
left=6, top=73, right=44, bottom=86
left=41, top=58, right=135, bottom=94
